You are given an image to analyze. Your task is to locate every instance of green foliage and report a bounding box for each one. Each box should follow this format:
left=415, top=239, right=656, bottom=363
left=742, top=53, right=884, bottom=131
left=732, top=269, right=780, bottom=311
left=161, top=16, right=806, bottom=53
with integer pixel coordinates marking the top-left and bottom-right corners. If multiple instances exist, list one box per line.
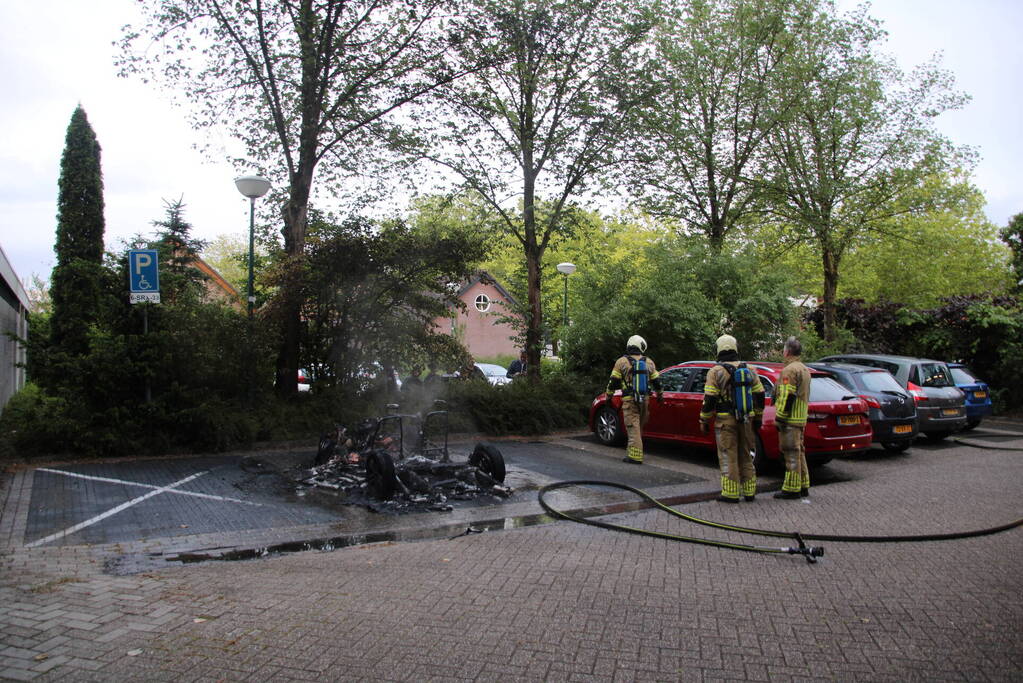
left=1001, top=212, right=1023, bottom=294
left=291, top=212, right=486, bottom=389
left=443, top=374, right=591, bottom=436
left=563, top=238, right=798, bottom=379
left=838, top=179, right=1012, bottom=305
left=49, top=106, right=106, bottom=368
left=804, top=295, right=1023, bottom=410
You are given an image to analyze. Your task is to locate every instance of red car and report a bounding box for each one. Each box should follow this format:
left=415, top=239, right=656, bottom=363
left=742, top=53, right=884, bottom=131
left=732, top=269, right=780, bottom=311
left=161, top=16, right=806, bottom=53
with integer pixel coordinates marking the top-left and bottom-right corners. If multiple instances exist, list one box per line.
left=588, top=360, right=873, bottom=470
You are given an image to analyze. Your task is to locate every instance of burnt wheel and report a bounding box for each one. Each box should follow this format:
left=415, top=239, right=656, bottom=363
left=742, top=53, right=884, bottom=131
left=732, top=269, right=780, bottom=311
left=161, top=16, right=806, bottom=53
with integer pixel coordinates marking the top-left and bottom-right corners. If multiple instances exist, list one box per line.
left=365, top=451, right=396, bottom=499
left=595, top=405, right=626, bottom=446
left=469, top=443, right=506, bottom=483
left=315, top=434, right=337, bottom=466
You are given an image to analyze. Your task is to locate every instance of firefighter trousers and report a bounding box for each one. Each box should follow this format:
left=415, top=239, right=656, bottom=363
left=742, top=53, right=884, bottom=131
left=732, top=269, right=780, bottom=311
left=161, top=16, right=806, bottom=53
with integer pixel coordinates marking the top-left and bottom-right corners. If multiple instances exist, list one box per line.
left=714, top=415, right=756, bottom=499
left=622, top=398, right=650, bottom=463
left=777, top=423, right=809, bottom=493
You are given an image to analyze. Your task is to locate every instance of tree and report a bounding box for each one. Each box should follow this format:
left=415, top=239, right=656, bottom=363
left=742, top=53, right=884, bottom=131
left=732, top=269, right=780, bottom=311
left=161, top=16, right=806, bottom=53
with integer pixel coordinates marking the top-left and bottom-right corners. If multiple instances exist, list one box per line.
left=630, top=0, right=818, bottom=250
left=838, top=177, right=1012, bottom=306
left=762, top=5, right=969, bottom=339
left=292, top=213, right=487, bottom=389
left=49, top=106, right=106, bottom=366
left=423, top=0, right=658, bottom=379
left=150, top=198, right=209, bottom=306
left=1001, top=212, right=1023, bottom=294
left=119, top=0, right=474, bottom=395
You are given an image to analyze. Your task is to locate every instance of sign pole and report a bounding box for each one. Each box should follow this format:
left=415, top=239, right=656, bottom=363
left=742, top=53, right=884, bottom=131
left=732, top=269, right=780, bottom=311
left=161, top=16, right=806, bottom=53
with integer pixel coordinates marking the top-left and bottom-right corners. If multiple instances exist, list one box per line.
left=128, top=249, right=161, bottom=404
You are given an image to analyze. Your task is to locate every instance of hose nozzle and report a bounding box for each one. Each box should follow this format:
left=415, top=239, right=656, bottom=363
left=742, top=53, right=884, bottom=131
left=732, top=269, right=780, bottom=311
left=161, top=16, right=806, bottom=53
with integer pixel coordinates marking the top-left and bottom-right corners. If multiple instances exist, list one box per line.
left=788, top=533, right=824, bottom=563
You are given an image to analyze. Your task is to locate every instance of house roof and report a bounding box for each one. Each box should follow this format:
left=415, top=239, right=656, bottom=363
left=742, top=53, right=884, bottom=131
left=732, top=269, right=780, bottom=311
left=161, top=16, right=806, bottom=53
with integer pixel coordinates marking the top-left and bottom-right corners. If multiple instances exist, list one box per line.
left=457, top=271, right=518, bottom=306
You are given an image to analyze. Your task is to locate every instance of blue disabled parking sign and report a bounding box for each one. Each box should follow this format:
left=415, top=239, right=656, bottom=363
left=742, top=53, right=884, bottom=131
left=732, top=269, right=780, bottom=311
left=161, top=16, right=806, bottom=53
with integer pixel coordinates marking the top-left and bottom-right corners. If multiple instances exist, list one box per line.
left=128, top=249, right=161, bottom=304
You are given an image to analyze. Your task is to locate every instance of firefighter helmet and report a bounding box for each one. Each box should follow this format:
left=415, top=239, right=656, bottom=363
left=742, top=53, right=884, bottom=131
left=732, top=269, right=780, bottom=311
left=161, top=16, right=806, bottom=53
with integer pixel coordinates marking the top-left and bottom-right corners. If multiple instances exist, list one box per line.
left=716, top=334, right=738, bottom=354
left=627, top=335, right=647, bottom=353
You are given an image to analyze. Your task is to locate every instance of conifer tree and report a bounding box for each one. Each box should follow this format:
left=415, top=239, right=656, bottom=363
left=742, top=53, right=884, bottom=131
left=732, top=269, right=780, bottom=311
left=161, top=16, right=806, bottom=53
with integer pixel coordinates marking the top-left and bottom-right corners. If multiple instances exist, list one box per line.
left=49, top=106, right=106, bottom=358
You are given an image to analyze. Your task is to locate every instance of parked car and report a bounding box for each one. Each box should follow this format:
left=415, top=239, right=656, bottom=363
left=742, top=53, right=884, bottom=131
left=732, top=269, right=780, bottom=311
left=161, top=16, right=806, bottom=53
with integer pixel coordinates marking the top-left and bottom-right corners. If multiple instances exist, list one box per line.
left=475, top=363, right=511, bottom=386
left=588, top=360, right=872, bottom=471
left=298, top=368, right=311, bottom=392
left=809, top=362, right=917, bottom=452
left=946, top=363, right=993, bottom=430
left=817, top=354, right=966, bottom=440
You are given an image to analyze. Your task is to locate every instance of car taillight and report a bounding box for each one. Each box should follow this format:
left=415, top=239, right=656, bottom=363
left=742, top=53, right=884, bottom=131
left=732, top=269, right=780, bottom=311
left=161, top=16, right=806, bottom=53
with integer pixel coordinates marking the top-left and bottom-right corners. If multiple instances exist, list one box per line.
left=859, top=394, right=881, bottom=409
left=907, top=381, right=927, bottom=403
left=807, top=412, right=829, bottom=421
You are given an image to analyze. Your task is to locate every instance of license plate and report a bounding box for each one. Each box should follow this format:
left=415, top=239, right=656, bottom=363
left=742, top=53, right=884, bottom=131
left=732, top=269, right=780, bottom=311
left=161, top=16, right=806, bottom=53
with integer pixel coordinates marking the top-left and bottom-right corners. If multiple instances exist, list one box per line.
left=974, top=391, right=987, bottom=399
left=893, top=424, right=912, bottom=434
left=838, top=415, right=859, bottom=426
left=942, top=408, right=959, bottom=416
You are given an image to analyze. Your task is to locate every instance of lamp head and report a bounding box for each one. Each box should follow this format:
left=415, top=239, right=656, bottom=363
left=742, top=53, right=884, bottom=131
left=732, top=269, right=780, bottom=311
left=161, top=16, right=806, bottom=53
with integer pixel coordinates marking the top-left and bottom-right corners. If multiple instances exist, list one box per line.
left=234, top=175, right=271, bottom=199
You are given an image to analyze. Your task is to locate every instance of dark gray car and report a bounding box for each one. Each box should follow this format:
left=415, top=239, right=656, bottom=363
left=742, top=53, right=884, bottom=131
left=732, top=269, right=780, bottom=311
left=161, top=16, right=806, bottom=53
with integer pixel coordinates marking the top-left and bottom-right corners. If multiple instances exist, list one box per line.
left=817, top=354, right=966, bottom=440
left=809, top=362, right=918, bottom=452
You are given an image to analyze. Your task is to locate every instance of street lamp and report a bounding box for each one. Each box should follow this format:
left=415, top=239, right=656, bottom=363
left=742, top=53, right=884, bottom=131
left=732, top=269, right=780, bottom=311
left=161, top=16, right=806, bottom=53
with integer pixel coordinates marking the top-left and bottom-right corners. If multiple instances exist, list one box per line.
left=234, top=175, right=271, bottom=318
left=556, top=262, right=576, bottom=327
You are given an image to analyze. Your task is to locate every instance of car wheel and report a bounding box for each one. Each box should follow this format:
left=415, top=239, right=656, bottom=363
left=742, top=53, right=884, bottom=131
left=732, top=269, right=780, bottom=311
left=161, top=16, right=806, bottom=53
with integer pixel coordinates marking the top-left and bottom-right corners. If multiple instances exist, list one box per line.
left=365, top=451, right=396, bottom=499
left=809, top=457, right=832, bottom=468
left=925, top=432, right=949, bottom=442
left=963, top=418, right=981, bottom=431
left=595, top=405, right=626, bottom=446
left=469, top=442, right=506, bottom=483
left=882, top=441, right=911, bottom=453
left=315, top=434, right=337, bottom=466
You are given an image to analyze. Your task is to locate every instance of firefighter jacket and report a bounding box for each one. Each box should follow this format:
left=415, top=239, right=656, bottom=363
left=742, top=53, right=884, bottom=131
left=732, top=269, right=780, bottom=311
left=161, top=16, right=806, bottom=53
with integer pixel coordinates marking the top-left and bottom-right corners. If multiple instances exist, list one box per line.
left=699, top=361, right=765, bottom=422
left=775, top=357, right=811, bottom=427
left=606, top=354, right=661, bottom=402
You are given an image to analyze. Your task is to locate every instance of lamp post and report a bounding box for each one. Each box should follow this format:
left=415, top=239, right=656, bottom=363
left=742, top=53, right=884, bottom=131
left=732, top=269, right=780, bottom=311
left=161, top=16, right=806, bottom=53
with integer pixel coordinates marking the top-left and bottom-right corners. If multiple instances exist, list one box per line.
left=234, top=175, right=271, bottom=319
left=556, top=262, right=576, bottom=327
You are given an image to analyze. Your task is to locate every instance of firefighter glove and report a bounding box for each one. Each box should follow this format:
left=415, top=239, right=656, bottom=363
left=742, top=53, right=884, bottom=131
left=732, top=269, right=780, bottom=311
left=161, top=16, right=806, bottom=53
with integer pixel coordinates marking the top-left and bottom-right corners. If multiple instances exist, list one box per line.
left=656, top=392, right=664, bottom=404
left=699, top=420, right=709, bottom=435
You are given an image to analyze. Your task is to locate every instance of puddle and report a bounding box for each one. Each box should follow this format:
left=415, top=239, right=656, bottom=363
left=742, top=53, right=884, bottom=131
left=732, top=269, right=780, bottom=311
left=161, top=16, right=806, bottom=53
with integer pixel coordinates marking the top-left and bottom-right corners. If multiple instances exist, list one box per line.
left=101, top=486, right=722, bottom=574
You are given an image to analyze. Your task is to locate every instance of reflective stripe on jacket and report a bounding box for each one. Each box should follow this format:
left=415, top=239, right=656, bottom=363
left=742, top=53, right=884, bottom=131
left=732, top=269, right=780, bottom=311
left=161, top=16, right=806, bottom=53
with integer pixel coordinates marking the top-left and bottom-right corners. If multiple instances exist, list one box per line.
left=775, top=358, right=811, bottom=427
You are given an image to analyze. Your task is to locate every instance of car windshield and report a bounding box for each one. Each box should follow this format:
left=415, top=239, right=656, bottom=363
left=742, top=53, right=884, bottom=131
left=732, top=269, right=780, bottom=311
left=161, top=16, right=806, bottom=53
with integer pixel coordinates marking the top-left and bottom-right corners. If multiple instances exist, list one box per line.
left=949, top=367, right=979, bottom=384
left=858, top=370, right=904, bottom=393
left=809, top=377, right=856, bottom=402
left=918, top=363, right=955, bottom=388
left=476, top=364, right=506, bottom=377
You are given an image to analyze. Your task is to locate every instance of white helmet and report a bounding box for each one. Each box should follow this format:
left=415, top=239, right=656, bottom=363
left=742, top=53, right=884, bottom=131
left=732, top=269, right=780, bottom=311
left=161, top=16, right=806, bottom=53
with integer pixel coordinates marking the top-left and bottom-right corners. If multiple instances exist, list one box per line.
left=716, top=334, right=738, bottom=354
left=627, top=335, right=647, bottom=353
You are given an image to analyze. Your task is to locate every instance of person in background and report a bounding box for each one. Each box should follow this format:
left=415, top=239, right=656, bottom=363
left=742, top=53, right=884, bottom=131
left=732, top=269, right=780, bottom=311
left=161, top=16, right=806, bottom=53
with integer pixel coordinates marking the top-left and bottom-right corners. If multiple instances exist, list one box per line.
left=507, top=350, right=528, bottom=379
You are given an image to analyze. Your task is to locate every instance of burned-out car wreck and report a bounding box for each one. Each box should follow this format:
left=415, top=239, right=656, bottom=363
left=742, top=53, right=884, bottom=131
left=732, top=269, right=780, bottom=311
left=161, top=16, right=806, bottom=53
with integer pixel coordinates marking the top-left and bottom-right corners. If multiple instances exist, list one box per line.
left=301, top=401, right=511, bottom=512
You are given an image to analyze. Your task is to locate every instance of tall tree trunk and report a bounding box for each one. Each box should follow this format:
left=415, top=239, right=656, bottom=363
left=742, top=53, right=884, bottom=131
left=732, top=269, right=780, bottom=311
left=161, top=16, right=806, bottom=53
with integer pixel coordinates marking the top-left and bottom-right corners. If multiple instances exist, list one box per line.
left=522, top=166, right=543, bottom=381
left=276, top=174, right=312, bottom=397
left=821, top=247, right=841, bottom=341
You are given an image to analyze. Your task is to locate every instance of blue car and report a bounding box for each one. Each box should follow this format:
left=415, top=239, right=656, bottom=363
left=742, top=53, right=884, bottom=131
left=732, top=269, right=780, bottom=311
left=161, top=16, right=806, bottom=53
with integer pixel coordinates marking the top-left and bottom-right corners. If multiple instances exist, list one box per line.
left=947, top=363, right=993, bottom=430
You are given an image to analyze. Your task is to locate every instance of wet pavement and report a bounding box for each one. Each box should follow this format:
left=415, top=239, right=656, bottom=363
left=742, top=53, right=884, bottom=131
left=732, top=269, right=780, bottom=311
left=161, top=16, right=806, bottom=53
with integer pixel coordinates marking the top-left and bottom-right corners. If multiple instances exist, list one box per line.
left=1, top=422, right=1022, bottom=680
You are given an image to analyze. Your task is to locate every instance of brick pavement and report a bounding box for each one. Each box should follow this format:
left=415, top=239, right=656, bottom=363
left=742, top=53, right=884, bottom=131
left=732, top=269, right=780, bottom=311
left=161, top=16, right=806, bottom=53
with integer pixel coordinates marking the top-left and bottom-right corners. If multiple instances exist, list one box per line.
left=1, top=433, right=1021, bottom=681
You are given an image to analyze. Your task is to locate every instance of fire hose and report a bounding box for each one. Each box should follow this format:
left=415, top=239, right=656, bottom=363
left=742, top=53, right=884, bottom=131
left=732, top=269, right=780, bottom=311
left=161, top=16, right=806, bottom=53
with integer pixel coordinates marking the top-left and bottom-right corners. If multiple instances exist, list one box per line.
left=537, top=480, right=1023, bottom=564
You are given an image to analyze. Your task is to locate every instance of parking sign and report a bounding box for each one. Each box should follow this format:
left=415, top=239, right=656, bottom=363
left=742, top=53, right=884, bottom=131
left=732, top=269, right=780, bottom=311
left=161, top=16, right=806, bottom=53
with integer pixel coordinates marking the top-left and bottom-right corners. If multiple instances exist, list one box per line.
left=128, top=249, right=161, bottom=304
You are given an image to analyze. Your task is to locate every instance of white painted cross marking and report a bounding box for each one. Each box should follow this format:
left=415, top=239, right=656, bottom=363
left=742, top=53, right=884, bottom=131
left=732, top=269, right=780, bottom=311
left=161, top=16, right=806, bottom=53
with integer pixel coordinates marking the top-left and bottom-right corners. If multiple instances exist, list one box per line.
left=27, top=467, right=262, bottom=548
left=36, top=468, right=261, bottom=506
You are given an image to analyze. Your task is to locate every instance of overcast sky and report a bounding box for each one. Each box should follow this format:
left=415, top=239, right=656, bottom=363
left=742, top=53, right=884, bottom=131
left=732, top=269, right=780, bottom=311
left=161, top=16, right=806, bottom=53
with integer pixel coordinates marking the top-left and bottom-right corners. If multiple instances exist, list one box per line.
left=2, top=0, right=1021, bottom=284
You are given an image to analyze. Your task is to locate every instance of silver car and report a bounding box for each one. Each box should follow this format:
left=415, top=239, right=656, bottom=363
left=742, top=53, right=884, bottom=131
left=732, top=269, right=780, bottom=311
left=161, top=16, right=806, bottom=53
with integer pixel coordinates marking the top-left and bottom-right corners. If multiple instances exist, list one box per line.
left=818, top=354, right=966, bottom=440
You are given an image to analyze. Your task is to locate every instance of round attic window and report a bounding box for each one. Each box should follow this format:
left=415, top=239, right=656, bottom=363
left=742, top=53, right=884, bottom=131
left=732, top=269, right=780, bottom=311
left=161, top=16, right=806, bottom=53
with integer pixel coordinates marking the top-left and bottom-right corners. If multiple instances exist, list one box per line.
left=475, top=294, right=491, bottom=312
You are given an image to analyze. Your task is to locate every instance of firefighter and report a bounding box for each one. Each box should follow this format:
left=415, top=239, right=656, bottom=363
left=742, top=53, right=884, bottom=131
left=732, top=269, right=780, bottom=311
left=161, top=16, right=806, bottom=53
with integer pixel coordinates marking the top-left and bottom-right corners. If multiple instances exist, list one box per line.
left=606, top=335, right=663, bottom=464
left=699, top=334, right=766, bottom=502
left=773, top=336, right=812, bottom=499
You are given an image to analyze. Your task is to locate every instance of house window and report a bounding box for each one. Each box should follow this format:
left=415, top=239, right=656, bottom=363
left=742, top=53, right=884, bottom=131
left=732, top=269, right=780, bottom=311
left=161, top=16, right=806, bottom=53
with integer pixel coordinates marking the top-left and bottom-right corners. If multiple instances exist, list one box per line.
left=475, top=294, right=491, bottom=312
